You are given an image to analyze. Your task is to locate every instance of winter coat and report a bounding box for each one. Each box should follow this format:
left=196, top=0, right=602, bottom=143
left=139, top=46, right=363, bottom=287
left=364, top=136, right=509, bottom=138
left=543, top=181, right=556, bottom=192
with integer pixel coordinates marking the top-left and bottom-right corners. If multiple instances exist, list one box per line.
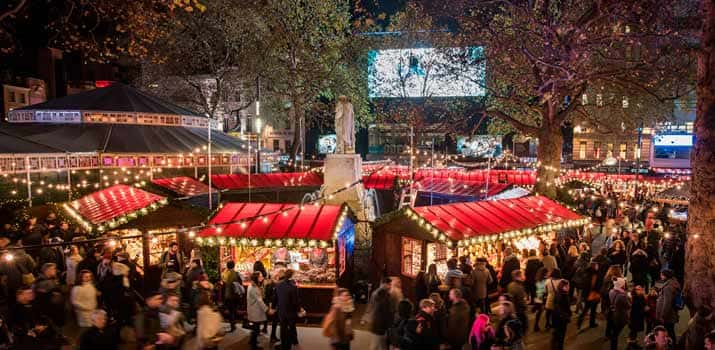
left=608, top=288, right=631, bottom=327
left=553, top=290, right=572, bottom=324
left=328, top=302, right=354, bottom=345
left=366, top=287, right=394, bottom=335
left=78, top=326, right=119, bottom=350
left=524, top=257, right=543, bottom=284
left=404, top=310, right=440, bottom=350
left=609, top=250, right=627, bottom=267
left=629, top=250, right=649, bottom=286
left=500, top=255, right=520, bottom=287
left=541, top=255, right=558, bottom=272
left=544, top=278, right=563, bottom=310
left=196, top=306, right=223, bottom=349
left=506, top=281, right=527, bottom=315
left=65, top=254, right=82, bottom=285
left=272, top=278, right=301, bottom=321
left=135, top=308, right=162, bottom=347
left=470, top=264, right=492, bottom=300
left=656, top=278, right=680, bottom=324
left=247, top=284, right=268, bottom=322
left=71, top=282, right=98, bottom=327
left=444, top=299, right=471, bottom=346
left=0, top=249, right=35, bottom=292
left=629, top=294, right=647, bottom=333
left=222, top=269, right=240, bottom=300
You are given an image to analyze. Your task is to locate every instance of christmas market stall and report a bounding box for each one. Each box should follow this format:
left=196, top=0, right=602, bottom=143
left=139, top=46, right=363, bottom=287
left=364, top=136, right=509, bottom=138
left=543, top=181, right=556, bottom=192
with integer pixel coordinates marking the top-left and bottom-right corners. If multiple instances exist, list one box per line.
left=412, top=178, right=511, bottom=206
left=371, top=195, right=588, bottom=301
left=196, top=202, right=354, bottom=316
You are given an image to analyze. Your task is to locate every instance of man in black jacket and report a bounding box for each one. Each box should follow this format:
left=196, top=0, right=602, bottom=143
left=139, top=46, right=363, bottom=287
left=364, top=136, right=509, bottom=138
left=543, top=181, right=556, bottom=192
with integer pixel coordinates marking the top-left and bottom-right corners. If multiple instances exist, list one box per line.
left=365, top=277, right=394, bottom=350
left=272, top=269, right=300, bottom=350
left=78, top=309, right=119, bottom=350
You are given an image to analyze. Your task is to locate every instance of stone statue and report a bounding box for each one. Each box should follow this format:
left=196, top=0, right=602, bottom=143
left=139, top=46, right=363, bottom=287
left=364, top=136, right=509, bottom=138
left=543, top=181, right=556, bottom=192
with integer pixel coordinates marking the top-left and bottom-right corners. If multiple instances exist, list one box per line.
left=335, top=95, right=355, bottom=154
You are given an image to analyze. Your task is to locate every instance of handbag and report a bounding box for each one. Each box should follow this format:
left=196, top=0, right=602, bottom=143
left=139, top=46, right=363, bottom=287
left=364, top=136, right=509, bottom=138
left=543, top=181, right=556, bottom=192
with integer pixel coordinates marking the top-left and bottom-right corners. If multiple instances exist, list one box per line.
left=242, top=319, right=254, bottom=330
left=587, top=290, right=601, bottom=302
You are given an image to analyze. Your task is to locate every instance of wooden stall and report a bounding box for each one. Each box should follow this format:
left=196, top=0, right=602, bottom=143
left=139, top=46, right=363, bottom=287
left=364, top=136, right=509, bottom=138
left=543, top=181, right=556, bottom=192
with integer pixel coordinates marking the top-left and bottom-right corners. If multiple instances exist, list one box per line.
left=372, top=195, right=589, bottom=302
left=195, top=202, right=355, bottom=316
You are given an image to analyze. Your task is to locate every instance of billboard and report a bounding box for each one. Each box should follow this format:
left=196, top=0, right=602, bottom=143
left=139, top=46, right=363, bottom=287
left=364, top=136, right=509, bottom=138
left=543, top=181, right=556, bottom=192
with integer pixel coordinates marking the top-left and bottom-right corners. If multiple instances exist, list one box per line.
left=318, top=134, right=337, bottom=154
left=457, top=135, right=502, bottom=158
left=653, top=134, right=693, bottom=147
left=368, top=47, right=486, bottom=98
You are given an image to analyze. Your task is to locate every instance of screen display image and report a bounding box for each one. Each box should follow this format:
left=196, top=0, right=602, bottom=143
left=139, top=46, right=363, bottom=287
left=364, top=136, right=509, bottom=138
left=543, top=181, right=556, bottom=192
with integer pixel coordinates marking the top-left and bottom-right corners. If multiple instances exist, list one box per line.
left=368, top=47, right=486, bottom=98
left=457, top=135, right=502, bottom=158
left=318, top=134, right=337, bottom=154
left=653, top=134, right=694, bottom=160
left=653, top=134, right=693, bottom=147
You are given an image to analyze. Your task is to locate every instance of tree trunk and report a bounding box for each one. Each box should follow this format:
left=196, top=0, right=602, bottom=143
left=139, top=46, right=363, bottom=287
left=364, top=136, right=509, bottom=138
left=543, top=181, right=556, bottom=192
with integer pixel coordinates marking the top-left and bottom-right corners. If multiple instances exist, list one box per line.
left=287, top=105, right=304, bottom=172
left=685, top=0, right=715, bottom=311
left=533, top=122, right=563, bottom=198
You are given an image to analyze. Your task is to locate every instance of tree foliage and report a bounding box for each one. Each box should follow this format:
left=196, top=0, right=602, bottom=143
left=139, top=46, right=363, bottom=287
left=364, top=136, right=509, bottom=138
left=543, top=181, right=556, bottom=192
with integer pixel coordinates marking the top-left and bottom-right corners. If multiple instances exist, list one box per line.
left=141, top=0, right=259, bottom=119
left=445, top=0, right=697, bottom=196
left=243, top=0, right=372, bottom=165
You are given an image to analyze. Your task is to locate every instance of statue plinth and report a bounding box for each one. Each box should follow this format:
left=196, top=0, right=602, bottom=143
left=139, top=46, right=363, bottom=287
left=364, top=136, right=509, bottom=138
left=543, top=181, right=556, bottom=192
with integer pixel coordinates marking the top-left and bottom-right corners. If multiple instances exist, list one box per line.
left=323, top=153, right=363, bottom=205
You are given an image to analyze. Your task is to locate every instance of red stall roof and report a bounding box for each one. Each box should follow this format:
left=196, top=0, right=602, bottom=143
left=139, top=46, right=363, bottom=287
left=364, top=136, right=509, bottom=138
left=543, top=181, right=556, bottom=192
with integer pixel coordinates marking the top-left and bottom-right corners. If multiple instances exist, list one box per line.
left=198, top=202, right=347, bottom=242
left=415, top=178, right=510, bottom=198
left=152, top=176, right=215, bottom=197
left=210, top=172, right=323, bottom=190
left=410, top=195, right=585, bottom=242
left=64, top=184, right=166, bottom=226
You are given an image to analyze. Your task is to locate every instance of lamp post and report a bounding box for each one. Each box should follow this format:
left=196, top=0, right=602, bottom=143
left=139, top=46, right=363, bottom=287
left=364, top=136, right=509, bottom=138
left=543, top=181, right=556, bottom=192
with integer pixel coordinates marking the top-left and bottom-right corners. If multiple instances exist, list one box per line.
left=207, top=115, right=213, bottom=210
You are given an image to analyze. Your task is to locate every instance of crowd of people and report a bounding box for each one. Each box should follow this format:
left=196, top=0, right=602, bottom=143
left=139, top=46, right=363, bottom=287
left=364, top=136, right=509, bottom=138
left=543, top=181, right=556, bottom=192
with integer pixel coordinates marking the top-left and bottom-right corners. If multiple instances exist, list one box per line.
left=0, top=181, right=714, bottom=350
left=358, top=185, right=714, bottom=350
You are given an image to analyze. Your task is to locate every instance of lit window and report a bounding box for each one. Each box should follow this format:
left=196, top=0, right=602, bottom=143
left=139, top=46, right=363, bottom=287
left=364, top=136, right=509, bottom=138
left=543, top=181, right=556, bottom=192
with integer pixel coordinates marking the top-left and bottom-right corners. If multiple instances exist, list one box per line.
left=401, top=237, right=423, bottom=278
left=579, top=141, right=587, bottom=160
left=620, top=144, right=627, bottom=159
left=594, top=142, right=601, bottom=159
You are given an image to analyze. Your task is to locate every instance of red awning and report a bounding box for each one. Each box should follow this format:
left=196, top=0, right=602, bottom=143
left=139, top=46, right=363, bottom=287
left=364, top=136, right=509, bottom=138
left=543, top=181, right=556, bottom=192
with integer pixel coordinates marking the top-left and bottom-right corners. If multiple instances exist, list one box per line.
left=66, top=184, right=166, bottom=225
left=198, top=202, right=346, bottom=241
left=152, top=176, right=215, bottom=197
left=414, top=178, right=510, bottom=198
left=210, top=172, right=323, bottom=190
left=411, top=195, right=583, bottom=241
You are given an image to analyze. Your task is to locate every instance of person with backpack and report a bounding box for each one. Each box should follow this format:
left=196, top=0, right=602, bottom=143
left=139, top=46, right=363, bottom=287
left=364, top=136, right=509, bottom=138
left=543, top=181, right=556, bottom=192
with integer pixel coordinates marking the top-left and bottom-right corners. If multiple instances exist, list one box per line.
left=524, top=249, right=543, bottom=304
left=221, top=260, right=242, bottom=332
left=544, top=269, right=564, bottom=330
left=608, top=277, right=631, bottom=350
left=470, top=258, right=493, bottom=314
left=655, top=269, right=681, bottom=343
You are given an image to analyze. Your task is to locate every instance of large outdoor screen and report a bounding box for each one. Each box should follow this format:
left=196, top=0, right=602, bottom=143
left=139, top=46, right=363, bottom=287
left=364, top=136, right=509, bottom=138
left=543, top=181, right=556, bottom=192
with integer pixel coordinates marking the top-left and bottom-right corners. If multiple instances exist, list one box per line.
left=368, top=47, right=486, bottom=98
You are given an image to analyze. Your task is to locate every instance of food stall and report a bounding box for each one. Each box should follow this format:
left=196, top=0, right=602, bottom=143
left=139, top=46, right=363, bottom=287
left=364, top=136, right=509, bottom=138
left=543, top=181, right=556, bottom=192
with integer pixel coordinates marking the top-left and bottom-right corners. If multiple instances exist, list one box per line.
left=195, top=202, right=354, bottom=316
left=372, top=195, right=588, bottom=302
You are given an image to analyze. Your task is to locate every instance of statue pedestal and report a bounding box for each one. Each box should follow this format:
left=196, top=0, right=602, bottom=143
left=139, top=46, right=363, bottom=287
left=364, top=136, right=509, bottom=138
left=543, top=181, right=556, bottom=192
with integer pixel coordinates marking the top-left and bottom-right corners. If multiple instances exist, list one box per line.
left=323, top=153, right=363, bottom=205
left=324, top=154, right=372, bottom=280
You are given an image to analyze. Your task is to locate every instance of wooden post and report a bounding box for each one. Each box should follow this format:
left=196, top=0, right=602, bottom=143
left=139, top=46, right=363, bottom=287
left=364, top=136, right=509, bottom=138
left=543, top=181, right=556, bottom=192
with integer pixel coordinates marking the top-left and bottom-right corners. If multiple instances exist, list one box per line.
left=66, top=155, right=72, bottom=201
left=25, top=157, right=31, bottom=207
left=142, top=231, right=151, bottom=294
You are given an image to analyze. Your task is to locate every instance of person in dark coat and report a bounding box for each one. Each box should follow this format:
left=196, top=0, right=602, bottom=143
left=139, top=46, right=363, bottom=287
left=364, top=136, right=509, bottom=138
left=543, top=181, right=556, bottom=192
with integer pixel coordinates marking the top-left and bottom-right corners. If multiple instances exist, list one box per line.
left=629, top=247, right=650, bottom=291
left=78, top=309, right=119, bottom=350
left=444, top=289, right=470, bottom=350
left=9, top=286, right=38, bottom=337
left=0, top=244, right=35, bottom=295
left=76, top=248, right=101, bottom=280
left=33, top=263, right=65, bottom=327
left=14, top=315, right=65, bottom=350
left=136, top=292, right=168, bottom=349
left=500, top=248, right=521, bottom=288
left=272, top=269, right=301, bottom=350
left=415, top=271, right=429, bottom=302
left=629, top=285, right=647, bottom=348
left=608, top=278, right=631, bottom=350
left=506, top=270, right=528, bottom=335
left=524, top=250, right=543, bottom=303
left=551, top=280, right=572, bottom=350
left=365, top=277, right=394, bottom=350
left=577, top=261, right=602, bottom=329
left=404, top=299, right=440, bottom=350
left=655, top=269, right=680, bottom=343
